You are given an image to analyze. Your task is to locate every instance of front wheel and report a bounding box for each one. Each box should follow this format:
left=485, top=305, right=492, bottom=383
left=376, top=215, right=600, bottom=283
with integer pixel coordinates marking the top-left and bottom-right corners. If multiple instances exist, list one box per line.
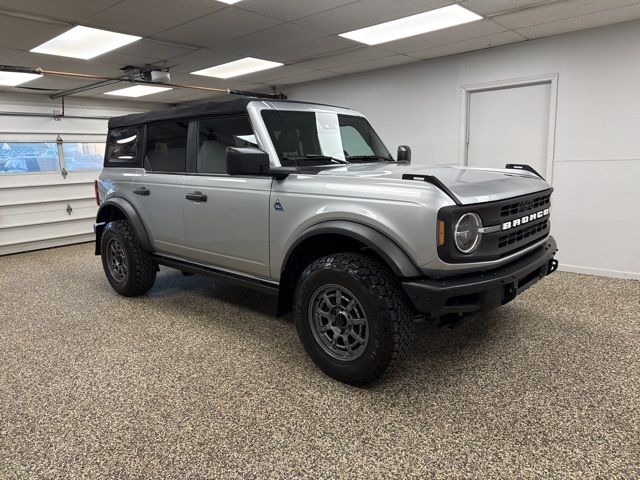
left=294, top=253, right=414, bottom=386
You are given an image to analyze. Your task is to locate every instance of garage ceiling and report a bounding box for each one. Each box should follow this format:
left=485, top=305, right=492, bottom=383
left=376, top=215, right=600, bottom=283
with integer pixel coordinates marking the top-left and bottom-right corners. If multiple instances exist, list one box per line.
left=0, top=0, right=639, bottom=103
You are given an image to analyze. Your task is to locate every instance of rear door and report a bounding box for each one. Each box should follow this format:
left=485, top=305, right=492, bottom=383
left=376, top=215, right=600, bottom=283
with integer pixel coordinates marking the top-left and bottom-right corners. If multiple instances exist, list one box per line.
left=182, top=115, right=271, bottom=278
left=132, top=121, right=189, bottom=257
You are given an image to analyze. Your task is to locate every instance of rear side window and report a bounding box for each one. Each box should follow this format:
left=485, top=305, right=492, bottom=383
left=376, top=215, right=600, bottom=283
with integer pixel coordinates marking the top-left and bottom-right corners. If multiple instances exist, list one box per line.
left=145, top=122, right=189, bottom=173
left=105, top=127, right=139, bottom=166
left=197, top=115, right=256, bottom=174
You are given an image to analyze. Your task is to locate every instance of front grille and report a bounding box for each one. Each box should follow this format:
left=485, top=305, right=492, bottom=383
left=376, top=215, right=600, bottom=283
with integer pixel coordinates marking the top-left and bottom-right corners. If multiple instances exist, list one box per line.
left=498, top=218, right=549, bottom=249
left=437, top=188, right=553, bottom=263
left=500, top=193, right=551, bottom=218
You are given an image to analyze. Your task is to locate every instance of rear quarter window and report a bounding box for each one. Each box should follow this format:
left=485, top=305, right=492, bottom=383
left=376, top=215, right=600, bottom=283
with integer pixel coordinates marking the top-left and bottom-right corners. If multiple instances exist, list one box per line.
left=105, top=126, right=141, bottom=167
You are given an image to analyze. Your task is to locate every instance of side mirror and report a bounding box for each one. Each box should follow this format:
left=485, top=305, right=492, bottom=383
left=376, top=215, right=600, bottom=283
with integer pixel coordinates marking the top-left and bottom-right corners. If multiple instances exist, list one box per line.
left=226, top=147, right=269, bottom=176
left=266, top=166, right=298, bottom=180
left=397, top=145, right=411, bottom=164
left=226, top=147, right=298, bottom=180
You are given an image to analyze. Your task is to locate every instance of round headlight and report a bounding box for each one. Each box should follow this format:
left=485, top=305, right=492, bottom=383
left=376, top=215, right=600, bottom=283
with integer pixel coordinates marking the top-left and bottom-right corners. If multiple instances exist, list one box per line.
left=454, top=213, right=482, bottom=254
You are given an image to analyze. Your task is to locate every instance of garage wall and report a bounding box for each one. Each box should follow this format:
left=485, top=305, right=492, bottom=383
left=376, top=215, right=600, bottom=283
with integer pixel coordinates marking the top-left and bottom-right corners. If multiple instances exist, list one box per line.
left=0, top=93, right=164, bottom=255
left=285, top=20, right=640, bottom=279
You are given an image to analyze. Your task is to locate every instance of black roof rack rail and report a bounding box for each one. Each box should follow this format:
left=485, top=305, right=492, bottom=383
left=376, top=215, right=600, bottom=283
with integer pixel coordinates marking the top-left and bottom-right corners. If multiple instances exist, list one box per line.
left=505, top=163, right=545, bottom=180
left=401, top=174, right=462, bottom=206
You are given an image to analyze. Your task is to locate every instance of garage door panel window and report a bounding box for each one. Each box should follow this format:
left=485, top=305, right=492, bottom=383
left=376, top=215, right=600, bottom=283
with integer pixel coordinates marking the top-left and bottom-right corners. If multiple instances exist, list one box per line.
left=63, top=142, right=106, bottom=171
left=197, top=116, right=257, bottom=174
left=145, top=122, right=189, bottom=173
left=0, top=142, right=59, bottom=174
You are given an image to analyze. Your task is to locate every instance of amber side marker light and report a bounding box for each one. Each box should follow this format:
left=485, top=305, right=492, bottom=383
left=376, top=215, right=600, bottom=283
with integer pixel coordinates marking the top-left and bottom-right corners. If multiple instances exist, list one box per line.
left=438, top=220, right=446, bottom=246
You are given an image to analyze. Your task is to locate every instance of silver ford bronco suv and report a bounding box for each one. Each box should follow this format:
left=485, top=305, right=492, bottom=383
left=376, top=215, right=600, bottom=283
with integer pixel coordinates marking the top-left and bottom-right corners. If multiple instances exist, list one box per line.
left=94, top=98, right=558, bottom=385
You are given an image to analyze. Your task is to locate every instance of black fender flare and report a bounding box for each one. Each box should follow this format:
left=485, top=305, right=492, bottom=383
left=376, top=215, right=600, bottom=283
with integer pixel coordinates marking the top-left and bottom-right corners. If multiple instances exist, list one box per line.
left=95, top=197, right=153, bottom=253
left=282, top=220, right=422, bottom=278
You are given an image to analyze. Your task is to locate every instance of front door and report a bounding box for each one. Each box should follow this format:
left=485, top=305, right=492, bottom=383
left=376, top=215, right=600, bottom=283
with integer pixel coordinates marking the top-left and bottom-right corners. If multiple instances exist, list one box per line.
left=182, top=115, right=271, bottom=278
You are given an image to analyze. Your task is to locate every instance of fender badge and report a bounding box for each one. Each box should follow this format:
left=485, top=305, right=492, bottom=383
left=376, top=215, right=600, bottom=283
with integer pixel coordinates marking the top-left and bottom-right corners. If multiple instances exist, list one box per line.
left=273, top=199, right=284, bottom=212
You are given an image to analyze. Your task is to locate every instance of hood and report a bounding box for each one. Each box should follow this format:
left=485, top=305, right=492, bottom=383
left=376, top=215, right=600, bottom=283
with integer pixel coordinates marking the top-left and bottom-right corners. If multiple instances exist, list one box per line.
left=314, top=162, right=551, bottom=205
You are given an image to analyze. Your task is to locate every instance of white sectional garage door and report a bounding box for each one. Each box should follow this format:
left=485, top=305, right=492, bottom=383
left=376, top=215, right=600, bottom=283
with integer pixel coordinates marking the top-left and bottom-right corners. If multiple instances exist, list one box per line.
left=0, top=114, right=107, bottom=255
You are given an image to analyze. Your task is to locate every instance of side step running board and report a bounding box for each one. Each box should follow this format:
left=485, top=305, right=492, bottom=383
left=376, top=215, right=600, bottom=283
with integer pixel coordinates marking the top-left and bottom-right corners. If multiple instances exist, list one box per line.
left=152, top=255, right=279, bottom=295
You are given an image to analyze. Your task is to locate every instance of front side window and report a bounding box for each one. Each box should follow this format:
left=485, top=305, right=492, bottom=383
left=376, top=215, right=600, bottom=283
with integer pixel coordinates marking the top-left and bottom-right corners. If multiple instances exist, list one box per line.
left=197, top=115, right=257, bottom=174
left=145, top=122, right=189, bottom=173
left=0, top=143, right=59, bottom=174
left=261, top=110, right=391, bottom=166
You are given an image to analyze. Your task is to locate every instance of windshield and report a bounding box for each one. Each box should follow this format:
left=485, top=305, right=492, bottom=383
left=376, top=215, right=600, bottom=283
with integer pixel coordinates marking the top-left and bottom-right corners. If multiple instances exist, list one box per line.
left=261, top=110, right=392, bottom=166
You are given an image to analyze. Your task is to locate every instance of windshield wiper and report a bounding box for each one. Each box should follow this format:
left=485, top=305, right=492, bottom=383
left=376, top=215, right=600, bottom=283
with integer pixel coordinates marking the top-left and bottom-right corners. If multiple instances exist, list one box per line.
left=346, top=155, right=394, bottom=162
left=283, top=154, right=349, bottom=164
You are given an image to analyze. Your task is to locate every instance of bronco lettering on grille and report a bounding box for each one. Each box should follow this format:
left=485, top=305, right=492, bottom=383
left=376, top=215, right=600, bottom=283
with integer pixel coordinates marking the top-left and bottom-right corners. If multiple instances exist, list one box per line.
left=501, top=208, right=549, bottom=231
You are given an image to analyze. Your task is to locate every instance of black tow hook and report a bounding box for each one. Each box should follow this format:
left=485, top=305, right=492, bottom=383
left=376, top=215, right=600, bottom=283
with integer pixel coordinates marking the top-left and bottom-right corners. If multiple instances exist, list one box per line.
left=503, top=284, right=518, bottom=304
left=547, top=259, right=559, bottom=275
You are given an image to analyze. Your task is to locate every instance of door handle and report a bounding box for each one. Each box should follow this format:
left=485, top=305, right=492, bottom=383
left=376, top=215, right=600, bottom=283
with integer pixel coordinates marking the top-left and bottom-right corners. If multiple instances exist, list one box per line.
left=185, top=191, right=207, bottom=202
left=133, top=187, right=150, bottom=196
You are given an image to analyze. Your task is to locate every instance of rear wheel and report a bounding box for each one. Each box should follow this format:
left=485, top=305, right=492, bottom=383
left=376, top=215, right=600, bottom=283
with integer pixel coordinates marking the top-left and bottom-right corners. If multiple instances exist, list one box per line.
left=100, top=219, right=156, bottom=296
left=294, top=253, right=414, bottom=386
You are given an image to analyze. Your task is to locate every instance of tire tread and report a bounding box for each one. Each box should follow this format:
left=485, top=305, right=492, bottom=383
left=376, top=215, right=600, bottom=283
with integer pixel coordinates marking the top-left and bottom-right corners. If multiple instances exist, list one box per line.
left=294, top=252, right=414, bottom=385
left=102, top=219, right=156, bottom=296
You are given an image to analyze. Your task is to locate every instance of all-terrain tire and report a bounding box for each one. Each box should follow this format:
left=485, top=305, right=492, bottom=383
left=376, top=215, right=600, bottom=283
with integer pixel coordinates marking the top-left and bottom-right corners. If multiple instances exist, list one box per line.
left=294, top=252, right=414, bottom=386
left=100, top=219, right=156, bottom=296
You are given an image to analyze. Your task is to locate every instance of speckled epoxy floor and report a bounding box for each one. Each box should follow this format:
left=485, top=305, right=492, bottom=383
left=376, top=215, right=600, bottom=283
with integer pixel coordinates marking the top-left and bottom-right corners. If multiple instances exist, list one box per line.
left=0, top=244, right=638, bottom=479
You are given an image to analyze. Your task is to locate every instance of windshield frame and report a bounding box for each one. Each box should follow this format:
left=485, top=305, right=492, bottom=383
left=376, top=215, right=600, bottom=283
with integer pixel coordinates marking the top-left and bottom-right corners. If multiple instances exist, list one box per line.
left=247, top=101, right=393, bottom=168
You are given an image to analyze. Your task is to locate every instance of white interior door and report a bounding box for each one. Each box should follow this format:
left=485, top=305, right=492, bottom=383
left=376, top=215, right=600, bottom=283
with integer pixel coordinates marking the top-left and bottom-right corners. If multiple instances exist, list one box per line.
left=467, top=82, right=551, bottom=176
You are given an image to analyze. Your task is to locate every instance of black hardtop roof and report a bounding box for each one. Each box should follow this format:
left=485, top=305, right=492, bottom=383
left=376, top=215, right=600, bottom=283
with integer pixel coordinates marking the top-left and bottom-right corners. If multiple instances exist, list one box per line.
left=107, top=97, right=351, bottom=129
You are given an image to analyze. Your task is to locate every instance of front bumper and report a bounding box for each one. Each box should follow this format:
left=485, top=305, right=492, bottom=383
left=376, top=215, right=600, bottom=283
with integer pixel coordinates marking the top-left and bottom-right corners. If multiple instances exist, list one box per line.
left=402, top=236, right=558, bottom=317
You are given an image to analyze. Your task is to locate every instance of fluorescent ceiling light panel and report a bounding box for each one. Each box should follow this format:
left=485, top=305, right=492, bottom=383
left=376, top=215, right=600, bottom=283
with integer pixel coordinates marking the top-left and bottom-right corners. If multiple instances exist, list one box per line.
left=339, top=4, right=482, bottom=45
left=217, top=0, right=243, bottom=3
left=104, top=85, right=172, bottom=97
left=31, top=26, right=141, bottom=60
left=0, top=72, right=41, bottom=86
left=191, top=57, right=283, bottom=79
